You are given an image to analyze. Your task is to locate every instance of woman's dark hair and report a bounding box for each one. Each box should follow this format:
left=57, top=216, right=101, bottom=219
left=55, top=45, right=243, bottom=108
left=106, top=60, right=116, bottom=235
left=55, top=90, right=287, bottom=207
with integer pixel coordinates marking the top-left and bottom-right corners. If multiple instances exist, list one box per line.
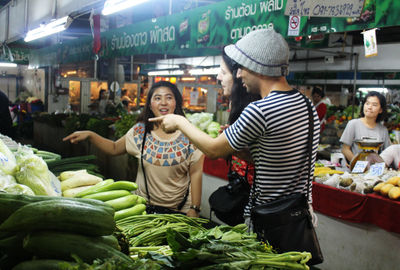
left=360, top=91, right=387, bottom=122
left=98, top=89, right=106, bottom=101
left=137, top=81, right=185, bottom=132
left=311, top=86, right=325, bottom=98
left=222, top=49, right=260, bottom=124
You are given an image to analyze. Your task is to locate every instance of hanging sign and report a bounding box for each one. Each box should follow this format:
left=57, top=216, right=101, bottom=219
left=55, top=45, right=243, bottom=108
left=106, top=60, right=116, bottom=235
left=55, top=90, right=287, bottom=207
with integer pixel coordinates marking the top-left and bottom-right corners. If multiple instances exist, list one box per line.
left=285, top=0, right=365, bottom=17
left=287, top=15, right=301, bottom=36
left=362, top=28, right=378, bottom=58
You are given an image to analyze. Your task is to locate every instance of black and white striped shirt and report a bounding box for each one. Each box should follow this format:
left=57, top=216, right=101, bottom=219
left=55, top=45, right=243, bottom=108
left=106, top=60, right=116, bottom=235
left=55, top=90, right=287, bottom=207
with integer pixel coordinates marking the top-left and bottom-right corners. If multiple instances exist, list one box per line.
left=224, top=89, right=320, bottom=216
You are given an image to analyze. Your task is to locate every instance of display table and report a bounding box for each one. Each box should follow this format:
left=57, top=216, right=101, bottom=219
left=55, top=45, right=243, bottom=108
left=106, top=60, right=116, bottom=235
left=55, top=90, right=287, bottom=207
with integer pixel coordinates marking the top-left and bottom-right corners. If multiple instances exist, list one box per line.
left=312, top=182, right=400, bottom=234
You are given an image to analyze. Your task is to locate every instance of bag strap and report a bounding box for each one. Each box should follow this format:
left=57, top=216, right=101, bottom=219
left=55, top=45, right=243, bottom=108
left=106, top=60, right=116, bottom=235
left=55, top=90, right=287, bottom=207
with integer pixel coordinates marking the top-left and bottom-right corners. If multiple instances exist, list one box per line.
left=140, top=129, right=151, bottom=204
left=251, top=91, right=314, bottom=204
left=140, top=127, right=189, bottom=210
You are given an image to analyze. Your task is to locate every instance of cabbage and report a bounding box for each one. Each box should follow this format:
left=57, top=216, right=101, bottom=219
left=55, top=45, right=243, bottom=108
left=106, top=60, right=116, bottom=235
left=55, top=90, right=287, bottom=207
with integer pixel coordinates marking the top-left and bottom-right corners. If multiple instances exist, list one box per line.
left=207, top=121, right=221, bottom=138
left=0, top=139, right=17, bottom=175
left=0, top=172, right=17, bottom=189
left=4, top=183, right=35, bottom=195
left=14, top=145, right=35, bottom=164
left=188, top=112, right=214, bottom=130
left=15, top=154, right=57, bottom=196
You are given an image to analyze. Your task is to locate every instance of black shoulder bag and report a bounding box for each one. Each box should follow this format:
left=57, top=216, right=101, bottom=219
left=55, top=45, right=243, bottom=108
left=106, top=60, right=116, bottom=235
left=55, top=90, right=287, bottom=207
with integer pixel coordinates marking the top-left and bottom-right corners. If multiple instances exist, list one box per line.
left=140, top=129, right=189, bottom=214
left=250, top=94, right=324, bottom=266
left=208, top=157, right=250, bottom=226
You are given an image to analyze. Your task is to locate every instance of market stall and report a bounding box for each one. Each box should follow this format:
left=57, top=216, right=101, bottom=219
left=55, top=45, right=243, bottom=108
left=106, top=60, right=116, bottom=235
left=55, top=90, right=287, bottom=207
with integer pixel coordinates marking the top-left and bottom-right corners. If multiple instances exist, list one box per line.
left=0, top=134, right=315, bottom=269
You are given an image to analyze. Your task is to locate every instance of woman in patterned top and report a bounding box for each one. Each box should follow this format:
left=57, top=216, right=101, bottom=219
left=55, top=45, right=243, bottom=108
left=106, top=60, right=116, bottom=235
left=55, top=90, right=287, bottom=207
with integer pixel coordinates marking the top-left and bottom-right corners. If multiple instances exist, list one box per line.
left=63, top=81, right=204, bottom=217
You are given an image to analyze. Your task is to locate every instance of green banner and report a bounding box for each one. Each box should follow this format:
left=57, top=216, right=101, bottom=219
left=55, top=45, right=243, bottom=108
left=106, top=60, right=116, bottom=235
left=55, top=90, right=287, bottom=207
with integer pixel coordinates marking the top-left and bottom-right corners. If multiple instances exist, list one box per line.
left=0, top=47, right=30, bottom=64
left=30, top=0, right=399, bottom=67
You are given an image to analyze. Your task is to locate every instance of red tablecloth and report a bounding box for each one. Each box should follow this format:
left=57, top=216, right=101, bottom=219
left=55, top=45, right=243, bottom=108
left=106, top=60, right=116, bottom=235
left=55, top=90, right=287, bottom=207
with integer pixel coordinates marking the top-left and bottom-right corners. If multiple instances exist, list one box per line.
left=312, top=182, right=400, bottom=234
left=203, top=157, right=229, bottom=180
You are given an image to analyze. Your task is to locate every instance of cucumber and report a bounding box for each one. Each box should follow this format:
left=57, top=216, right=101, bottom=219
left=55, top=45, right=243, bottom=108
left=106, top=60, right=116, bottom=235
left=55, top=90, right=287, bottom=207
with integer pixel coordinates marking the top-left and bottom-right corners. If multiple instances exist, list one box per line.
left=101, top=235, right=121, bottom=251
left=12, top=259, right=77, bottom=270
left=105, top=195, right=138, bottom=211
left=0, top=193, right=114, bottom=223
left=46, top=155, right=97, bottom=169
left=23, top=231, right=131, bottom=264
left=114, top=204, right=146, bottom=221
left=0, top=233, right=25, bottom=254
left=35, top=150, right=62, bottom=160
left=82, top=190, right=131, bottom=201
left=136, top=195, right=147, bottom=204
left=75, top=179, right=114, bottom=198
left=0, top=200, right=115, bottom=236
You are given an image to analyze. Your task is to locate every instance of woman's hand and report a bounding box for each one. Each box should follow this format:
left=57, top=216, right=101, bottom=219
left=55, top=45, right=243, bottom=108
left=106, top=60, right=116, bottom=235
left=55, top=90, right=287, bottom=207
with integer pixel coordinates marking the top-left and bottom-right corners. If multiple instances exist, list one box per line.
left=63, top=131, right=92, bottom=144
left=186, top=208, right=200, bottom=218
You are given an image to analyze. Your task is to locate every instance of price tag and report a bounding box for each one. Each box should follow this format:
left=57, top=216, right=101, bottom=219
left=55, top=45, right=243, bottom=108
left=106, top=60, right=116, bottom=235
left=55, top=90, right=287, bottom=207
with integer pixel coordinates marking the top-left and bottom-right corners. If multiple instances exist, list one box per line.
left=367, top=163, right=386, bottom=176
left=351, top=161, right=368, bottom=174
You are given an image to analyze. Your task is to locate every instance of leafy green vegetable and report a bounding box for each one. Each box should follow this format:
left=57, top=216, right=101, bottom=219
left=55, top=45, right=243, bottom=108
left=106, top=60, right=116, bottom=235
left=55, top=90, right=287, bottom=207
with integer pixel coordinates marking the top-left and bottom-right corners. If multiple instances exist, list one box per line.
left=0, top=138, right=17, bottom=175
left=14, top=153, right=57, bottom=196
left=206, top=121, right=221, bottom=138
left=3, top=183, right=35, bottom=195
left=114, top=112, right=139, bottom=139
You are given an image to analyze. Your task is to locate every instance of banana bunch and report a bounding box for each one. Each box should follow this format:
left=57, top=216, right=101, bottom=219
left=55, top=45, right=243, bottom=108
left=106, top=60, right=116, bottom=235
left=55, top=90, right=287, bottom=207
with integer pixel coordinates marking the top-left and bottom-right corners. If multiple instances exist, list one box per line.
left=314, top=166, right=344, bottom=177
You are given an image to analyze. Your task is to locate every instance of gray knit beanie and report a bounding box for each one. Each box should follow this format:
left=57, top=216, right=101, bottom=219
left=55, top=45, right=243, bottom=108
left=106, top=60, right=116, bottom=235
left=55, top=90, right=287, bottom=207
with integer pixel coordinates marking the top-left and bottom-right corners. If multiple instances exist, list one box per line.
left=224, top=29, right=289, bottom=77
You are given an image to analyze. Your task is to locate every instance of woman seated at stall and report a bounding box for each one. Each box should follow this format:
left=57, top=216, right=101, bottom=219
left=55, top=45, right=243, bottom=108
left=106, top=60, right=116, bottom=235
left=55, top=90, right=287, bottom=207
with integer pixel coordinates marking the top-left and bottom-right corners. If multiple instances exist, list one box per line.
left=63, top=81, right=204, bottom=217
left=340, top=91, right=391, bottom=164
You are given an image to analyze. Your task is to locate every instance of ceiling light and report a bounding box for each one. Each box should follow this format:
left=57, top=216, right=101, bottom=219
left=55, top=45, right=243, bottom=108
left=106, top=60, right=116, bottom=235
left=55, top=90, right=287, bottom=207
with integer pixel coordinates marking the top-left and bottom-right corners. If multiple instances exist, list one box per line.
left=148, top=70, right=184, bottom=76
left=102, top=0, right=149, bottom=16
left=24, top=16, right=72, bottom=42
left=189, top=68, right=219, bottom=75
left=0, top=62, right=17, bottom=67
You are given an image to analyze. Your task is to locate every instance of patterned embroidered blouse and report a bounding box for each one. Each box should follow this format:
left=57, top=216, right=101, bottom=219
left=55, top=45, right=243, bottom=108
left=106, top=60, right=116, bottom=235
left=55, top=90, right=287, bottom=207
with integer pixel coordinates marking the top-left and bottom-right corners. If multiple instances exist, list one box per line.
left=125, top=123, right=203, bottom=212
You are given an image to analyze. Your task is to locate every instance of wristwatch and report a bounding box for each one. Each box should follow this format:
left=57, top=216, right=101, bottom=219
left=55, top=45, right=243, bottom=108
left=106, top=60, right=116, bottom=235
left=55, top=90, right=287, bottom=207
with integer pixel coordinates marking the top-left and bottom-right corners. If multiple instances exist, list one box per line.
left=189, top=205, right=201, bottom=213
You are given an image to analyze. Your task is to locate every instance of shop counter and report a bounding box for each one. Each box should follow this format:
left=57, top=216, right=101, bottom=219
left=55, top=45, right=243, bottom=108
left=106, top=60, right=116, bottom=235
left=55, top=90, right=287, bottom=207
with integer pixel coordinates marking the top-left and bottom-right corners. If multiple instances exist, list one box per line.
left=312, top=182, right=400, bottom=234
left=203, top=156, right=400, bottom=234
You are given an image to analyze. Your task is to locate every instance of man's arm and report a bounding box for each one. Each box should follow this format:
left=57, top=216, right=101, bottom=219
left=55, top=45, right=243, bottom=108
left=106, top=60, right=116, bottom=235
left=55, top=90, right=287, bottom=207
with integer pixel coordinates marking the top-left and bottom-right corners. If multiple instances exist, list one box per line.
left=150, top=114, right=235, bottom=159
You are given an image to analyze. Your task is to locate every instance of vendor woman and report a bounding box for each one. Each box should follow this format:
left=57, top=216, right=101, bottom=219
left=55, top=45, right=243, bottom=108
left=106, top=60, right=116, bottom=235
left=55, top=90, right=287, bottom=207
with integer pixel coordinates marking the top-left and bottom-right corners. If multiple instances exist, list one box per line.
left=340, top=91, right=391, bottom=163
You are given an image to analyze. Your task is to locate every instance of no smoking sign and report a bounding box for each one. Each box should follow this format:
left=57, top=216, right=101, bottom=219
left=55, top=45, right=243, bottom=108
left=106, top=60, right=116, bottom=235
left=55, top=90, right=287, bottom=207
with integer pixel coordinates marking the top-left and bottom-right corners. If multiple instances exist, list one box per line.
left=288, top=15, right=300, bottom=36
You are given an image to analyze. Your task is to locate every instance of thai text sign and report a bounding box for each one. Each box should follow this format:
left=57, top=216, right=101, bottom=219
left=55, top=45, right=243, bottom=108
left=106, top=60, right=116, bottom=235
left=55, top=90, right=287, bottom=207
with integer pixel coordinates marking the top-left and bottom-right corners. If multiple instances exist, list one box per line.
left=285, top=0, right=365, bottom=17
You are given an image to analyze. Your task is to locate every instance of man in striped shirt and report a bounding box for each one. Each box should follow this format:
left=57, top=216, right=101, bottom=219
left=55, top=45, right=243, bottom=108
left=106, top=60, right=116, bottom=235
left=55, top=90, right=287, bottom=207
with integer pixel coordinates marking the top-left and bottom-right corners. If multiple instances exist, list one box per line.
left=150, top=29, right=320, bottom=224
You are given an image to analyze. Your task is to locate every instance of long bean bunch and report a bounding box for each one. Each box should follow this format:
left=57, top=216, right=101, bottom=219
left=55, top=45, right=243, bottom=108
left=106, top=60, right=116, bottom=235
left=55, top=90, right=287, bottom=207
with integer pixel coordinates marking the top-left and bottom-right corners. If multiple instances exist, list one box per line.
left=116, top=214, right=209, bottom=247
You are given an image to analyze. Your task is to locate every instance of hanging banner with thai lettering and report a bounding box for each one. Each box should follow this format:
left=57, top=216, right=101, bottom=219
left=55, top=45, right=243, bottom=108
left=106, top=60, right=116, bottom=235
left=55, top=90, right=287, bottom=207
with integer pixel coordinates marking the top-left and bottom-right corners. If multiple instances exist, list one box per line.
left=29, top=0, right=400, bottom=67
left=285, top=0, right=365, bottom=17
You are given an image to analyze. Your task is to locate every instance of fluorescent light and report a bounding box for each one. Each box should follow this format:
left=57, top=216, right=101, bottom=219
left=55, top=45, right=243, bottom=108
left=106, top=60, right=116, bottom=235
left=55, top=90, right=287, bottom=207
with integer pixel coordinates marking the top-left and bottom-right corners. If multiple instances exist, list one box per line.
left=0, top=62, right=17, bottom=67
left=102, top=0, right=149, bottom=16
left=24, top=16, right=72, bottom=42
left=189, top=68, right=219, bottom=75
left=148, top=70, right=184, bottom=76
left=359, top=87, right=388, bottom=94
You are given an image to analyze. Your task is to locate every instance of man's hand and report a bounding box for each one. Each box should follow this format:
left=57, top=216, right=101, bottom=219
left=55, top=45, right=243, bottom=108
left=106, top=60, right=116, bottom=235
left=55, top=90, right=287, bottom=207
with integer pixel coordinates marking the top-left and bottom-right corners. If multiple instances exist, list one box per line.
left=149, top=114, right=186, bottom=133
